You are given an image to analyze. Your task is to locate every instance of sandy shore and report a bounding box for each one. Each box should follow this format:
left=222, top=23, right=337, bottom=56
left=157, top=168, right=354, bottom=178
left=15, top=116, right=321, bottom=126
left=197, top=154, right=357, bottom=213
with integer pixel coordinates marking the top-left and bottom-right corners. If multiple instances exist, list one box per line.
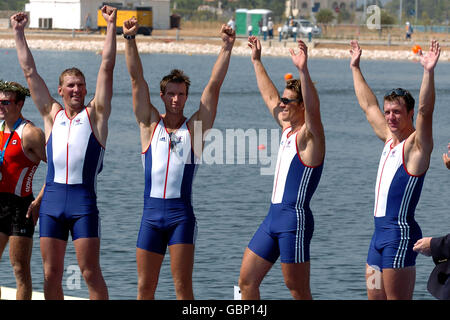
left=0, top=32, right=448, bottom=62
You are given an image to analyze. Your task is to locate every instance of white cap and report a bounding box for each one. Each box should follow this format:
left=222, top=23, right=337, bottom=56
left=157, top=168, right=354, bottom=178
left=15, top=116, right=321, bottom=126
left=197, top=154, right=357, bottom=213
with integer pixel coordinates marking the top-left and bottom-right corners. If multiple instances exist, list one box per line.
left=406, top=21, right=410, bottom=25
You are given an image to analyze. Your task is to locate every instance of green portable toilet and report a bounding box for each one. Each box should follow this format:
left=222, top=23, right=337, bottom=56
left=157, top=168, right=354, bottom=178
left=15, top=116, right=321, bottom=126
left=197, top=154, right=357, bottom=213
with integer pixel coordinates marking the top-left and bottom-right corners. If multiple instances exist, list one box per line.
left=235, top=8, right=248, bottom=35
left=247, top=9, right=273, bottom=35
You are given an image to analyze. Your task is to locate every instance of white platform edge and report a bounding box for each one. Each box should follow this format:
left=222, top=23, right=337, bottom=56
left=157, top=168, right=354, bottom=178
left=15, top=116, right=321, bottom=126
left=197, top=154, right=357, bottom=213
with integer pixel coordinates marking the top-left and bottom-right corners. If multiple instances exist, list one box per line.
left=1, top=286, right=87, bottom=300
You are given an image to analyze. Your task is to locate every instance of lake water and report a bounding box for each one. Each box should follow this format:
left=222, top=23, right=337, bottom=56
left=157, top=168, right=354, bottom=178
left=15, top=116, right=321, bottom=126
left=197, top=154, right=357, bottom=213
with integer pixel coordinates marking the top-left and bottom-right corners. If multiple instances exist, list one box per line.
left=0, top=47, right=449, bottom=300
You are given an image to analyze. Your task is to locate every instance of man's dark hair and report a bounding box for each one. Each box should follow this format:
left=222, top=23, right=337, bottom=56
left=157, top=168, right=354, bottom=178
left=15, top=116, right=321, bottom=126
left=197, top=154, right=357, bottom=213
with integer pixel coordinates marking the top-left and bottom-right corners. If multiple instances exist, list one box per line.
left=160, top=69, right=191, bottom=95
left=384, top=88, right=415, bottom=113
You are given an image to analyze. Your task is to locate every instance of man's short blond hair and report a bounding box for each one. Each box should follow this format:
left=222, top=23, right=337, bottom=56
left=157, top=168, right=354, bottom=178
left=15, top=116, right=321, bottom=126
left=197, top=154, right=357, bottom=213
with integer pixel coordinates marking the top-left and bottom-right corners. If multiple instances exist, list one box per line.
left=285, top=79, right=303, bottom=102
left=59, top=67, right=85, bottom=86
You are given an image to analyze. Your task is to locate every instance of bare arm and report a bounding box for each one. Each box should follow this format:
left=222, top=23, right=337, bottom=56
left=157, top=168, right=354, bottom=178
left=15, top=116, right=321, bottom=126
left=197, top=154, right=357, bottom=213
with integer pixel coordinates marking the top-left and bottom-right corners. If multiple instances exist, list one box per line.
left=22, top=123, right=46, bottom=226
left=22, top=123, right=46, bottom=164
left=12, top=12, right=59, bottom=131
left=123, top=17, right=159, bottom=145
left=290, top=40, right=323, bottom=139
left=349, top=40, right=389, bottom=141
left=247, top=36, right=284, bottom=127
left=412, top=40, right=440, bottom=156
left=26, top=183, right=45, bottom=226
left=89, top=5, right=117, bottom=144
left=190, top=24, right=235, bottom=133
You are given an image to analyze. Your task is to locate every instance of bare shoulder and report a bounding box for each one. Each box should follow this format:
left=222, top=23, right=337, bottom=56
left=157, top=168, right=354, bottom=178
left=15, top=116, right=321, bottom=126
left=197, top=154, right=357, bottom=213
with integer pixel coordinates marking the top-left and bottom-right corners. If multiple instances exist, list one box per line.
left=48, top=101, right=64, bottom=121
left=405, top=130, right=432, bottom=153
left=22, top=121, right=45, bottom=142
left=403, top=131, right=432, bottom=175
left=297, top=124, right=325, bottom=166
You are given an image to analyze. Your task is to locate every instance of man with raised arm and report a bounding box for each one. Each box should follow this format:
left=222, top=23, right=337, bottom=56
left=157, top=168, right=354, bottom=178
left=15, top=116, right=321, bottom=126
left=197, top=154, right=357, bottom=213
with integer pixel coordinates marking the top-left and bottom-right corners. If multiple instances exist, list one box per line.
left=0, top=81, right=46, bottom=299
left=238, top=37, right=325, bottom=300
left=349, top=40, right=441, bottom=300
left=123, top=18, right=235, bottom=299
left=11, top=6, right=117, bottom=300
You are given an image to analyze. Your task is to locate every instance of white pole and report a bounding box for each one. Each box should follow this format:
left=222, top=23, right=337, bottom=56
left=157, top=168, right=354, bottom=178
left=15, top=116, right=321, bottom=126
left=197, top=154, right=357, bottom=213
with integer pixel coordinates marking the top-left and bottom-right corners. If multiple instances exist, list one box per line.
left=415, top=0, right=418, bottom=23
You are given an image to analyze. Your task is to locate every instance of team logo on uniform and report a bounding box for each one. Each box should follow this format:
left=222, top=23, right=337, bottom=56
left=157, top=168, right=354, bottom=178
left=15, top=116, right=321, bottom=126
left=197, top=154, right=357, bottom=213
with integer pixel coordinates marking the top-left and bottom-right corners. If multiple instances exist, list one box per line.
left=74, top=119, right=82, bottom=125
left=11, top=139, right=18, bottom=145
left=60, top=121, right=66, bottom=126
left=160, top=137, right=166, bottom=142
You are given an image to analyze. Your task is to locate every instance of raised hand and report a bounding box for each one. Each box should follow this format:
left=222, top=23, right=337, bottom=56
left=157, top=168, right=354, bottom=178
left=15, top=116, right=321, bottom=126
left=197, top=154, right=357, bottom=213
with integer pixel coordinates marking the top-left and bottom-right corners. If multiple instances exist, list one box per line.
left=443, top=143, right=450, bottom=170
left=247, top=36, right=261, bottom=62
left=289, top=40, right=308, bottom=71
left=101, top=5, right=117, bottom=24
left=123, top=17, right=139, bottom=36
left=10, top=12, right=28, bottom=32
left=220, top=24, right=235, bottom=48
left=349, top=40, right=362, bottom=68
left=419, top=39, right=441, bottom=72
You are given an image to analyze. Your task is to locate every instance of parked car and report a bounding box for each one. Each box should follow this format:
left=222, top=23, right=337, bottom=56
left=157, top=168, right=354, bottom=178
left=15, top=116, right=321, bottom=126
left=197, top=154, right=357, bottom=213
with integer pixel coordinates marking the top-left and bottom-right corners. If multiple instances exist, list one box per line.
left=281, top=19, right=321, bottom=38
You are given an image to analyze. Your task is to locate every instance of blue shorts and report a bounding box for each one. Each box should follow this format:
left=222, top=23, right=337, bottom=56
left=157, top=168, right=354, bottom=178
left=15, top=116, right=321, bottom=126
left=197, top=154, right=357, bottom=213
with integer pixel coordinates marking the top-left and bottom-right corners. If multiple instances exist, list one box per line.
left=248, top=203, right=314, bottom=264
left=136, top=197, right=197, bottom=255
left=39, top=183, right=100, bottom=241
left=367, top=216, right=422, bottom=270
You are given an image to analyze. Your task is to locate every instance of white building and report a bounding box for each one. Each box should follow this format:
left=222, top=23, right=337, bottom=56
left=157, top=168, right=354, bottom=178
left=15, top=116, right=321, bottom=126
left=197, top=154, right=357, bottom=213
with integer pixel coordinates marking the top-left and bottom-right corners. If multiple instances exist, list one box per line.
left=141, top=0, right=170, bottom=29
left=24, top=0, right=170, bottom=30
left=285, top=0, right=357, bottom=18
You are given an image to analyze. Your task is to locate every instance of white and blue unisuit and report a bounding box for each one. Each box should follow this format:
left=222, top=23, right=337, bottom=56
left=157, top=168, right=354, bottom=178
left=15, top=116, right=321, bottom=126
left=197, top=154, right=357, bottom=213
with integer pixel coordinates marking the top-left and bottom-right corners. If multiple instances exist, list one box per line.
left=367, top=139, right=424, bottom=270
left=39, top=108, right=104, bottom=241
left=248, top=127, right=323, bottom=264
left=137, top=118, right=198, bottom=254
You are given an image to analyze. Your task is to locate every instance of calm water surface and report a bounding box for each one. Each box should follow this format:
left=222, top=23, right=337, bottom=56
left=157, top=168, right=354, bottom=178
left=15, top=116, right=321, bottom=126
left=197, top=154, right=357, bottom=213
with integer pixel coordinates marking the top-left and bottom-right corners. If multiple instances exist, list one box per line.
left=0, top=48, right=449, bottom=300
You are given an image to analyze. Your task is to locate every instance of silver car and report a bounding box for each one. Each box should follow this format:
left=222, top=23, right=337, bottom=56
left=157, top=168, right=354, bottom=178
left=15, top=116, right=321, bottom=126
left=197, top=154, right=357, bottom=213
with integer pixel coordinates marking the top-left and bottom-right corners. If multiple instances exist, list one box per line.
left=282, top=19, right=322, bottom=38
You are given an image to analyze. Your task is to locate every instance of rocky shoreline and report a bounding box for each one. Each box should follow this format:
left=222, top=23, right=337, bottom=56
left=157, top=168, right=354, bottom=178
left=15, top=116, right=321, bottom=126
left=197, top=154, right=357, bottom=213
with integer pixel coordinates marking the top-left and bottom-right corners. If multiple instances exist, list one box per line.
left=0, top=36, right=448, bottom=61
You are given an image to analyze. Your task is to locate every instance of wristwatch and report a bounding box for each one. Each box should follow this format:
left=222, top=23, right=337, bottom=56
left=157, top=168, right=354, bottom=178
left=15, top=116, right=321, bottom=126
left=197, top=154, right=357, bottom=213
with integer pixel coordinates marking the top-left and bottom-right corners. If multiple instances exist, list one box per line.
left=124, top=34, right=135, bottom=40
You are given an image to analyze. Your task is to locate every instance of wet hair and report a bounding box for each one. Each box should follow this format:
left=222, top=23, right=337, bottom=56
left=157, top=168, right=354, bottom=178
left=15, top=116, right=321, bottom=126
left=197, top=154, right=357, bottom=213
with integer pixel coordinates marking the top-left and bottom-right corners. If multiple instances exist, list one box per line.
left=285, top=79, right=303, bottom=103
left=59, top=67, right=86, bottom=86
left=0, top=80, right=30, bottom=103
left=383, top=88, right=415, bottom=113
left=160, top=69, right=191, bottom=95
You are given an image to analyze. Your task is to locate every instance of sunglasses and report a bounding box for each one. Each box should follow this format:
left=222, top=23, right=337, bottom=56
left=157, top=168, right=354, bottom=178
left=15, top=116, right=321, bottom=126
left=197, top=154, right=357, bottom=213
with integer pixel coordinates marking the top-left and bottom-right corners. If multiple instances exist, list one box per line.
left=384, top=88, right=409, bottom=98
left=280, top=97, right=301, bottom=105
left=0, top=100, right=14, bottom=106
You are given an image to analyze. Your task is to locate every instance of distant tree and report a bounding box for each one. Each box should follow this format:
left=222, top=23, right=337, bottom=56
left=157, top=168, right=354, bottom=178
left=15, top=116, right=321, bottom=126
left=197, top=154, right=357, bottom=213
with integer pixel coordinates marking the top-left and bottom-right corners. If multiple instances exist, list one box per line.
left=316, top=9, right=335, bottom=24
left=337, top=9, right=352, bottom=24
left=0, top=0, right=27, bottom=10
left=380, top=9, right=396, bottom=26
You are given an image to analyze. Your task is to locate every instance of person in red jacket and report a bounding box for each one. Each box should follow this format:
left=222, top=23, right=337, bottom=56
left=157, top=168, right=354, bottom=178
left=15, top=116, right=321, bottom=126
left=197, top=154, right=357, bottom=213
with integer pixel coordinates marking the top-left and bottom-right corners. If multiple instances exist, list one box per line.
left=0, top=80, right=46, bottom=299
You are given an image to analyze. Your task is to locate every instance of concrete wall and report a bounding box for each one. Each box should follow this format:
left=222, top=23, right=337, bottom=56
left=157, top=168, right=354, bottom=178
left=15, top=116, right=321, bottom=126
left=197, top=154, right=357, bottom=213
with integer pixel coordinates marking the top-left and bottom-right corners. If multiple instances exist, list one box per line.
left=140, top=0, right=170, bottom=29
left=24, top=0, right=170, bottom=30
left=25, top=0, right=104, bottom=29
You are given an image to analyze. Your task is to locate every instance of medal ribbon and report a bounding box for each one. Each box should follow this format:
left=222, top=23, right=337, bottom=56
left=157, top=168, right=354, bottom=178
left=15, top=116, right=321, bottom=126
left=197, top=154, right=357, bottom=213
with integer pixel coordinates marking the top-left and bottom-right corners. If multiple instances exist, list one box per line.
left=0, top=118, right=23, bottom=167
